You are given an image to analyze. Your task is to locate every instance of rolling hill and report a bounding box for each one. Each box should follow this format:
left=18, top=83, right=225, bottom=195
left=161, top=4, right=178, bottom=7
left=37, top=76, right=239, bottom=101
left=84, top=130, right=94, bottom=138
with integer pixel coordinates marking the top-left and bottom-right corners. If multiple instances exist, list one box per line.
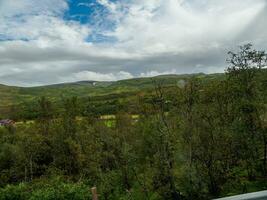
left=0, top=73, right=225, bottom=107
left=0, top=72, right=225, bottom=119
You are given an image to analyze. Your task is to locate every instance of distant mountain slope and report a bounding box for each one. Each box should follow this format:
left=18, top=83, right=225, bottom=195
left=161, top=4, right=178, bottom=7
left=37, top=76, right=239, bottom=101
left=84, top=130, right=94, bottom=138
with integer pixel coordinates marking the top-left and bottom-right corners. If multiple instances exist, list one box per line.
left=0, top=73, right=223, bottom=105
left=1, top=70, right=266, bottom=119
left=0, top=73, right=224, bottom=107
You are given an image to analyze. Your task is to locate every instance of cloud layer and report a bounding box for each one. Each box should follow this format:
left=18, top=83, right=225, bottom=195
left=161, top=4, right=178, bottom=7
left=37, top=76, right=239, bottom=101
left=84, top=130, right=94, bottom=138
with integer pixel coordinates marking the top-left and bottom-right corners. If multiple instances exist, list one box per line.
left=0, top=0, right=266, bottom=86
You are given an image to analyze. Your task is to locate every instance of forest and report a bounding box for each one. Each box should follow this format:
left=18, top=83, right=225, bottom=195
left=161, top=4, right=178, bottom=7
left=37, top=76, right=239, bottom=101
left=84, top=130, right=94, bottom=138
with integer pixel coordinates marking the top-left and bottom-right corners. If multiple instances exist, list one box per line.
left=0, top=44, right=267, bottom=200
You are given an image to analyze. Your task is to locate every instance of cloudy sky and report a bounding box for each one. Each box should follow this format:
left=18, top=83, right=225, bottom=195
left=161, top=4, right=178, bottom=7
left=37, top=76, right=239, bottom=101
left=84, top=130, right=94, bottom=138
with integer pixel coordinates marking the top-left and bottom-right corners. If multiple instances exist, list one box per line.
left=0, top=0, right=266, bottom=86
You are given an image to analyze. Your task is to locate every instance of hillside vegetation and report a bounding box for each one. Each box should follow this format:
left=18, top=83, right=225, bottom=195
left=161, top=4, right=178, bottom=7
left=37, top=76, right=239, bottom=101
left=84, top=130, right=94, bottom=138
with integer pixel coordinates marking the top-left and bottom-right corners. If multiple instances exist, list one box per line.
left=0, top=45, right=267, bottom=200
left=0, top=73, right=225, bottom=119
left=0, top=73, right=224, bottom=105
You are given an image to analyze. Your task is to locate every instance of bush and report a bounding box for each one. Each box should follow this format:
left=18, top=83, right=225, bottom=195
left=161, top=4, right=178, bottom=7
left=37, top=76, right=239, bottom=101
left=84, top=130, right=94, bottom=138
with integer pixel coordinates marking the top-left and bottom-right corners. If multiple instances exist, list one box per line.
left=0, top=178, right=92, bottom=200
left=0, top=183, right=29, bottom=200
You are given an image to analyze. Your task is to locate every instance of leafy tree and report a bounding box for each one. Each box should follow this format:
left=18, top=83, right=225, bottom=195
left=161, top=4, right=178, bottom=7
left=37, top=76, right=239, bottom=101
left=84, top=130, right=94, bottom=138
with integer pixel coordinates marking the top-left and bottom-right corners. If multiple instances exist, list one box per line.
left=227, top=44, right=267, bottom=178
left=36, top=97, right=54, bottom=136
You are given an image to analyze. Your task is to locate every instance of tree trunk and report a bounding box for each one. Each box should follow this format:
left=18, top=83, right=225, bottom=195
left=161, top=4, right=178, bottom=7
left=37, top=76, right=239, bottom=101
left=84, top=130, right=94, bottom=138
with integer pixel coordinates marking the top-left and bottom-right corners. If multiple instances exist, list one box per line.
left=91, top=187, right=98, bottom=200
left=24, top=166, right=27, bottom=182
left=30, top=155, right=33, bottom=181
left=263, top=138, right=267, bottom=177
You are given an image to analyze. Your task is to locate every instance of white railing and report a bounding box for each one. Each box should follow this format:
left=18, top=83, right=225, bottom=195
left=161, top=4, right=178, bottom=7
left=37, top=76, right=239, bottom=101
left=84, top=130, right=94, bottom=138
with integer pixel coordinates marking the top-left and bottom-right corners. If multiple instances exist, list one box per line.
left=214, top=190, right=267, bottom=200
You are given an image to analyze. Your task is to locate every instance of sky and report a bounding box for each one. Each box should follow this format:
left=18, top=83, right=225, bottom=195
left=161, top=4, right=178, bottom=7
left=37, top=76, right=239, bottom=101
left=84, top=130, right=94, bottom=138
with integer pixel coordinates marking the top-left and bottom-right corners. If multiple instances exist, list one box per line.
left=0, top=0, right=266, bottom=86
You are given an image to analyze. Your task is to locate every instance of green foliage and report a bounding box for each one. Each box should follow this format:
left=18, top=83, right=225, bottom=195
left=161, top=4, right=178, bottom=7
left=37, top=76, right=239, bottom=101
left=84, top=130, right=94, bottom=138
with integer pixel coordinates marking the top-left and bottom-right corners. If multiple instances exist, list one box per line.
left=0, top=73, right=224, bottom=120
left=0, top=45, right=266, bottom=199
left=0, top=179, right=91, bottom=200
left=0, top=183, right=29, bottom=200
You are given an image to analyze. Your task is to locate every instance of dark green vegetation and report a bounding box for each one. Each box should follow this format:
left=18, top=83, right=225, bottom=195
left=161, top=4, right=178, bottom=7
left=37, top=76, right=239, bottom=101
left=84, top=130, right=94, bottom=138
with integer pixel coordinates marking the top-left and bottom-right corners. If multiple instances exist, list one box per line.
left=0, top=44, right=267, bottom=199
left=0, top=73, right=224, bottom=120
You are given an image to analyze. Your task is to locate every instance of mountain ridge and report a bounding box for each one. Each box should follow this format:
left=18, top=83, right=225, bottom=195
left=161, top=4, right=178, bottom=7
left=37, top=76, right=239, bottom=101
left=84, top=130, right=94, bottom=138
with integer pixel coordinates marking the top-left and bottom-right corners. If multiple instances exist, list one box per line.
left=0, top=73, right=211, bottom=88
left=0, top=73, right=225, bottom=108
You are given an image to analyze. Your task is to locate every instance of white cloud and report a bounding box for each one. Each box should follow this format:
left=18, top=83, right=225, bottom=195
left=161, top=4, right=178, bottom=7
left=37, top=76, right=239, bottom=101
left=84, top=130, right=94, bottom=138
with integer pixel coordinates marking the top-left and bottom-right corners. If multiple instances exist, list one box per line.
left=0, top=0, right=90, bottom=44
left=0, top=0, right=266, bottom=86
left=140, top=70, right=177, bottom=77
left=1, top=17, right=90, bottom=46
left=97, top=0, right=117, bottom=13
left=64, top=70, right=134, bottom=83
left=0, top=0, right=67, bottom=17
left=111, top=0, right=265, bottom=53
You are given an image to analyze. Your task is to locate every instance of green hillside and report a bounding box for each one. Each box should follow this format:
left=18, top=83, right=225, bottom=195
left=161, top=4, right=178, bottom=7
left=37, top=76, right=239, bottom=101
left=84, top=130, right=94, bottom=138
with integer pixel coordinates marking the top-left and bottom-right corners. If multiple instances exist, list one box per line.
left=0, top=72, right=227, bottom=119
left=0, top=73, right=224, bottom=107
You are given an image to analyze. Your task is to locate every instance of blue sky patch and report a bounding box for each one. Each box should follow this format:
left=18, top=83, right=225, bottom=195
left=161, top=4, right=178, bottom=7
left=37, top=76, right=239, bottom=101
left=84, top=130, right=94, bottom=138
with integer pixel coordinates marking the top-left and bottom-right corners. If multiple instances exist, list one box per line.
left=64, top=0, right=119, bottom=43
